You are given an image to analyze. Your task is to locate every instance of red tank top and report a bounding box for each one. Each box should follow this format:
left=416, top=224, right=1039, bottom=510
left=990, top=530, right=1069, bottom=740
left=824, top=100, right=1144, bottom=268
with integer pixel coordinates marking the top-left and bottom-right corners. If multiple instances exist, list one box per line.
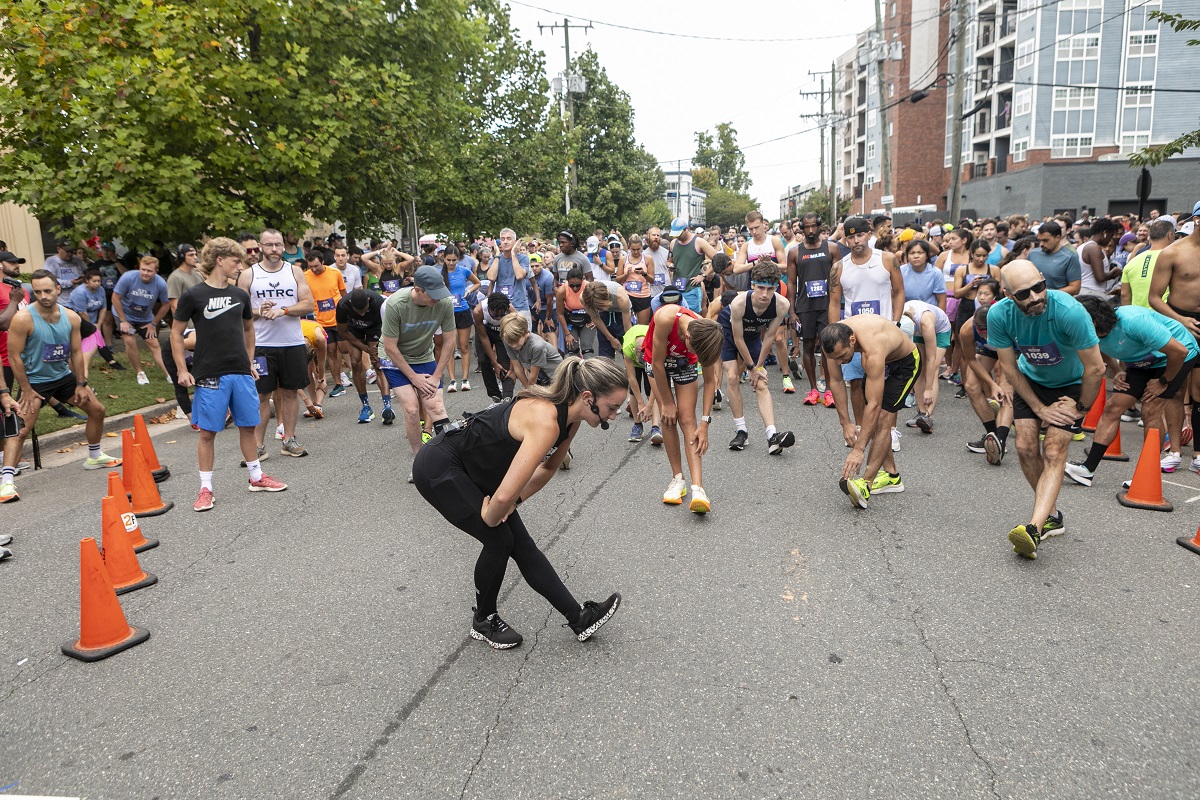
left=643, top=307, right=699, bottom=366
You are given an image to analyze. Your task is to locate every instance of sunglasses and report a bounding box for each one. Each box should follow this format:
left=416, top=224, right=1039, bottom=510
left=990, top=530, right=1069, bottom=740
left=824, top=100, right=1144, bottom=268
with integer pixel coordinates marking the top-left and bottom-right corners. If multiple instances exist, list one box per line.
left=1011, top=280, right=1046, bottom=301
left=244, top=247, right=261, bottom=255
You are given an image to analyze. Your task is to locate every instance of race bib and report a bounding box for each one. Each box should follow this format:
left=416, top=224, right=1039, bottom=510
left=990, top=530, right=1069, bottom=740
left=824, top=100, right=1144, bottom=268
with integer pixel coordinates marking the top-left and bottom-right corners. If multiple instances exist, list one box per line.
left=102, top=277, right=116, bottom=290
left=624, top=280, right=643, bottom=293
left=379, top=356, right=395, bottom=369
left=452, top=294, right=464, bottom=305
left=382, top=279, right=400, bottom=293
left=317, top=298, right=335, bottom=312
left=499, top=285, right=512, bottom=298
left=43, top=342, right=68, bottom=362
left=653, top=274, right=665, bottom=286
left=1017, top=342, right=1063, bottom=367
left=962, top=273, right=980, bottom=285
left=254, top=356, right=269, bottom=376
left=806, top=280, right=828, bottom=298
left=850, top=300, right=881, bottom=316
left=673, top=278, right=688, bottom=290
left=1129, top=355, right=1160, bottom=369
left=129, top=303, right=149, bottom=317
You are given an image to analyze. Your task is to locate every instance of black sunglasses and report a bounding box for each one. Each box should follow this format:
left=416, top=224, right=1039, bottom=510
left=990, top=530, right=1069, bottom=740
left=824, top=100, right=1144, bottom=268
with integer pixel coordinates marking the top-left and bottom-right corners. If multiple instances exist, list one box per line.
left=1011, top=280, right=1046, bottom=301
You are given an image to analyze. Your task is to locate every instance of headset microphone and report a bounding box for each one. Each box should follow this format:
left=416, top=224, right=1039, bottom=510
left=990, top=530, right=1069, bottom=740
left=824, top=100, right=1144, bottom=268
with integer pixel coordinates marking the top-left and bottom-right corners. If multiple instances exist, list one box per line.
left=591, top=402, right=609, bottom=430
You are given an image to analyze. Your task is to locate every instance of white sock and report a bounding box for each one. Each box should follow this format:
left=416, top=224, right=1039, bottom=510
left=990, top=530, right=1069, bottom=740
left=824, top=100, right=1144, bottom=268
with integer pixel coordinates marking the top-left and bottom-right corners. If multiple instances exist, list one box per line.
left=733, top=416, right=747, bottom=432
left=88, top=443, right=101, bottom=458
left=245, top=460, right=263, bottom=482
left=765, top=425, right=777, bottom=440
left=199, top=471, right=213, bottom=491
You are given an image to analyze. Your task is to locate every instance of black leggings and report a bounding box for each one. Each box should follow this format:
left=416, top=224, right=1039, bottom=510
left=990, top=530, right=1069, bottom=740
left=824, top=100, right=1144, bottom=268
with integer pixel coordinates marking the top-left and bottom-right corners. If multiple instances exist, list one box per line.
left=413, top=441, right=578, bottom=619
left=475, top=327, right=515, bottom=400
left=162, top=342, right=192, bottom=414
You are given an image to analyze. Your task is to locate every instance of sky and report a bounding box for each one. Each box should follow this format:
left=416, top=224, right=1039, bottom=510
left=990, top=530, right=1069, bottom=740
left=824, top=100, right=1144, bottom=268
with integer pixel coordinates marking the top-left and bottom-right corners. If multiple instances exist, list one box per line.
left=505, top=0, right=879, bottom=216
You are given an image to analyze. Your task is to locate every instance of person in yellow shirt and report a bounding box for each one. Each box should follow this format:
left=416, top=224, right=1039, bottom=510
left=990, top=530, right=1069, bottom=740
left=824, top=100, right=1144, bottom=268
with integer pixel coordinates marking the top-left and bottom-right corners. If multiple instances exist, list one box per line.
left=1121, top=218, right=1174, bottom=308
left=299, top=319, right=328, bottom=416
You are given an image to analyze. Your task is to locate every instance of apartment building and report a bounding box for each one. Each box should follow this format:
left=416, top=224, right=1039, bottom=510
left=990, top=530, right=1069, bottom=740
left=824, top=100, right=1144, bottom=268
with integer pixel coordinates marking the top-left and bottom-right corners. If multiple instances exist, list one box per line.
left=663, top=170, right=707, bottom=226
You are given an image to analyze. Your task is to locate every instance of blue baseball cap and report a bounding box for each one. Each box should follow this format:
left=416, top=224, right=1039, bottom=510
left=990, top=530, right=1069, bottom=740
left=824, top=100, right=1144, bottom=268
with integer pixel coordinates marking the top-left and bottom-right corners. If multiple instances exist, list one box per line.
left=1192, top=200, right=1200, bottom=218
left=669, top=215, right=689, bottom=237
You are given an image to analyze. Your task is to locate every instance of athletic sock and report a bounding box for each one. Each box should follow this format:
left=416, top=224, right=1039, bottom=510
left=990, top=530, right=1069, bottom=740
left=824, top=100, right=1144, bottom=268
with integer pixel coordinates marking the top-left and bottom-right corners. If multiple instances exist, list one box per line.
left=888, top=472, right=899, bottom=478
left=382, top=396, right=392, bottom=407
left=245, top=460, right=264, bottom=482
left=996, top=426, right=1010, bottom=445
left=983, top=420, right=997, bottom=434
left=359, top=393, right=369, bottom=405
left=199, top=471, right=213, bottom=492
left=1082, top=442, right=1107, bottom=472
left=88, top=443, right=101, bottom=458
left=765, top=425, right=777, bottom=440
left=0, top=466, right=14, bottom=485
left=733, top=416, right=747, bottom=432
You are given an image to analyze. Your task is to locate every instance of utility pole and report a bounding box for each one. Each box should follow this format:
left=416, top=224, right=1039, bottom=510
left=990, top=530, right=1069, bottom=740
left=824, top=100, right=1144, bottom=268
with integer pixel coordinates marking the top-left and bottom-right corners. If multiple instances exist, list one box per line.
left=948, top=0, right=967, bottom=223
left=538, top=18, right=592, bottom=216
left=830, top=61, right=838, bottom=223
left=874, top=0, right=892, bottom=215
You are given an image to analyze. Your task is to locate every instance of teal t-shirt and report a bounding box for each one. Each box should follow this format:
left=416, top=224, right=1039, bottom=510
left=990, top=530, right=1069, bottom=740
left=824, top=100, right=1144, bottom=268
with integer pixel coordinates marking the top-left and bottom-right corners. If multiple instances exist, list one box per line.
left=1101, top=306, right=1199, bottom=369
left=986, top=291, right=1098, bottom=387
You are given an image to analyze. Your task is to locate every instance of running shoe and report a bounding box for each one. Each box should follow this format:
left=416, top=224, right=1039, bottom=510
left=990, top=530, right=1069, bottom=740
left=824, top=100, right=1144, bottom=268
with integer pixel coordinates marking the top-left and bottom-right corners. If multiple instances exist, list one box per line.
left=823, top=390, right=835, bottom=408
left=193, top=488, right=214, bottom=512
left=891, top=428, right=901, bottom=452
left=0, top=534, right=11, bottom=546
left=447, top=380, right=458, bottom=393
left=382, top=406, right=395, bottom=425
left=340, top=372, right=351, bottom=387
left=988, top=398, right=1001, bottom=413
left=1161, top=451, right=1182, bottom=473
left=0, top=547, right=11, bottom=561
left=471, top=609, right=523, bottom=649
left=408, top=470, right=414, bottom=484
left=870, top=470, right=904, bottom=494
left=789, top=358, right=802, bottom=379
left=108, top=360, right=127, bottom=370
left=915, top=413, right=933, bottom=434
left=740, top=371, right=748, bottom=384
left=629, top=423, right=644, bottom=443
left=903, top=393, right=916, bottom=409
left=844, top=477, right=870, bottom=509
left=239, top=445, right=268, bottom=466
left=421, top=431, right=433, bottom=443
left=54, top=404, right=87, bottom=421
left=1072, top=430, right=1086, bottom=442
left=729, top=429, right=749, bottom=451
left=951, top=372, right=963, bottom=386
left=764, top=353, right=778, bottom=367
left=329, top=384, right=346, bottom=398
left=248, top=474, right=288, bottom=492
left=1009, top=523, right=1040, bottom=559
left=454, top=349, right=462, bottom=360
left=83, top=453, right=122, bottom=470
left=782, top=375, right=795, bottom=394
left=662, top=474, right=687, bottom=505
left=1191, top=454, right=1200, bottom=473
left=966, top=437, right=986, bottom=453
left=1063, top=461, right=1094, bottom=487
left=136, top=371, right=150, bottom=385
left=1120, top=407, right=1142, bottom=422
left=280, top=438, right=308, bottom=457
left=461, top=380, right=472, bottom=392
left=767, top=431, right=795, bottom=455
left=817, top=378, right=827, bottom=393
left=357, top=406, right=375, bottom=424
left=650, top=426, right=663, bottom=445
left=713, top=389, right=723, bottom=412
left=14, top=461, right=30, bottom=474
left=803, top=389, right=821, bottom=405
left=275, top=423, right=285, bottom=439
left=568, top=593, right=621, bottom=642
left=1041, top=510, right=1065, bottom=538
left=309, top=404, right=324, bottom=419
left=366, top=369, right=376, bottom=385
left=175, top=407, right=189, bottom=421
left=984, top=432, right=1005, bottom=465
left=559, top=449, right=572, bottom=470
left=0, top=483, right=19, bottom=503
left=954, top=387, right=967, bottom=399
left=689, top=485, right=711, bottom=513
left=905, top=415, right=922, bottom=428
left=1138, top=418, right=1144, bottom=427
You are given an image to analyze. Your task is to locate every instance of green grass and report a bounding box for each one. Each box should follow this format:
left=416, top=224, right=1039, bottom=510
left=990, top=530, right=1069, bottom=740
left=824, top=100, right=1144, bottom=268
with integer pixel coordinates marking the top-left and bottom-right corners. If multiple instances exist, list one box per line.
left=33, top=351, right=175, bottom=435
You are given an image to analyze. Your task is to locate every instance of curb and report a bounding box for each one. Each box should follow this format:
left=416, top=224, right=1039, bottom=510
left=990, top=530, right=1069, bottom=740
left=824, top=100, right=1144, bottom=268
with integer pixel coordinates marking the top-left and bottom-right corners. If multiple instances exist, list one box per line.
left=33, top=402, right=180, bottom=454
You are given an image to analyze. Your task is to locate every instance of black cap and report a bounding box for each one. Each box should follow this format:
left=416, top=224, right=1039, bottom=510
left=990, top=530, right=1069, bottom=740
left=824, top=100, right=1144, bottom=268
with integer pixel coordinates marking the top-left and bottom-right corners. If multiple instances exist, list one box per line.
left=177, top=243, right=196, bottom=257
left=0, top=251, right=27, bottom=264
left=843, top=216, right=871, bottom=237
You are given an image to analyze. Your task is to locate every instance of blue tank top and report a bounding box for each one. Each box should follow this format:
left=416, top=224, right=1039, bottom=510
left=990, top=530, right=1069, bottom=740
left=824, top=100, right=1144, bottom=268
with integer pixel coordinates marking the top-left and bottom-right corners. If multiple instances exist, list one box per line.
left=23, top=306, right=74, bottom=385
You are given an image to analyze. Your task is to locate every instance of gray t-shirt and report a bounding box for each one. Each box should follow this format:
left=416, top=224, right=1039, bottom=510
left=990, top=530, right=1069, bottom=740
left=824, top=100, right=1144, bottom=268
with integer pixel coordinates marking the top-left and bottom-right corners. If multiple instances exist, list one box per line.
left=505, top=335, right=563, bottom=375
left=1029, top=246, right=1082, bottom=290
left=167, top=268, right=203, bottom=301
left=554, top=250, right=590, bottom=282
left=379, top=287, right=456, bottom=364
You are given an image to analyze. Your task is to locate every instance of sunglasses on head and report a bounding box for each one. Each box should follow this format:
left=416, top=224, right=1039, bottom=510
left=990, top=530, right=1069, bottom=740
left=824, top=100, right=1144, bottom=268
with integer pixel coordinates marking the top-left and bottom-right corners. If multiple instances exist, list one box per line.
left=1011, top=279, right=1046, bottom=301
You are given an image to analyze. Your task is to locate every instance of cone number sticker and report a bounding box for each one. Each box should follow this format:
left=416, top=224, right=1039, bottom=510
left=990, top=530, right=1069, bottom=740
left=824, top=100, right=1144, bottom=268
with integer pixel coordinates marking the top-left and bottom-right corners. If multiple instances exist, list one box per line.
left=122, top=512, right=138, bottom=532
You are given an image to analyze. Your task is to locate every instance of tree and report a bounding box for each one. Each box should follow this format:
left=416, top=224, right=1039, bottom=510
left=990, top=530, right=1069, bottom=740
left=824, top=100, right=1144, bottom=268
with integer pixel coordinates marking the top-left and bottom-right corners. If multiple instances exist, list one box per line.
left=704, top=186, right=758, bottom=229
left=796, top=192, right=853, bottom=227
left=0, top=0, right=480, bottom=249
left=1129, top=13, right=1200, bottom=167
left=565, top=49, right=665, bottom=235
left=693, top=123, right=751, bottom=194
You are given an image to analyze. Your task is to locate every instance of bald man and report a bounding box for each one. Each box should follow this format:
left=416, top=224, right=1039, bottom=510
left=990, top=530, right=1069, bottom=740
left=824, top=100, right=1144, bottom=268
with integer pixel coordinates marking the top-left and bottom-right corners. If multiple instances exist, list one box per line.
left=986, top=260, right=1105, bottom=560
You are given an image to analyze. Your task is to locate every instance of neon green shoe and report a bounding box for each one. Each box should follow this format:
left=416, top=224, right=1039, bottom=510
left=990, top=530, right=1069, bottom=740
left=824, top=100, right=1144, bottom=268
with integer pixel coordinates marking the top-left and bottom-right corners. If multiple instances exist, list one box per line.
left=84, top=453, right=123, bottom=470
left=870, top=470, right=904, bottom=494
left=1008, top=523, right=1040, bottom=559
left=841, top=477, right=870, bottom=508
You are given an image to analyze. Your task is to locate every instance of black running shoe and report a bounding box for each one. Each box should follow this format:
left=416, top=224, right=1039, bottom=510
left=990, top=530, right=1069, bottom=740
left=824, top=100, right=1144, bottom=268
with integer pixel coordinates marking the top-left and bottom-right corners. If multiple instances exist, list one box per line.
left=568, top=593, right=621, bottom=642
left=108, top=361, right=127, bottom=371
left=764, top=353, right=778, bottom=367
left=788, top=358, right=802, bottom=379
left=767, top=431, right=795, bottom=455
left=954, top=387, right=967, bottom=399
left=966, top=437, right=986, bottom=453
left=729, top=429, right=749, bottom=451
left=470, top=609, right=523, bottom=649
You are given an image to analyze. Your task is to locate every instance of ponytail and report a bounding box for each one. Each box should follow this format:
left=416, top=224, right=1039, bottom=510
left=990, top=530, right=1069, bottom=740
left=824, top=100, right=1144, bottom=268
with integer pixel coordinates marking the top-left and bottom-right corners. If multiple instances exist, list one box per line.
left=518, top=356, right=628, bottom=405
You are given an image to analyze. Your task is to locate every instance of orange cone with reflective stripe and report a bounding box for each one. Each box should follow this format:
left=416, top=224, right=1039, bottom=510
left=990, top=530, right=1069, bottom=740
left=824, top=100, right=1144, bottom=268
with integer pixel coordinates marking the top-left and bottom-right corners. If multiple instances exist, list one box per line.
left=106, top=471, right=157, bottom=551
left=100, top=494, right=157, bottom=594
left=1101, top=424, right=1129, bottom=462
left=1082, top=379, right=1106, bottom=433
left=62, top=538, right=150, bottom=662
left=1116, top=427, right=1173, bottom=512
left=133, top=414, right=169, bottom=482
left=126, top=440, right=173, bottom=517
left=1178, top=525, right=1200, bottom=556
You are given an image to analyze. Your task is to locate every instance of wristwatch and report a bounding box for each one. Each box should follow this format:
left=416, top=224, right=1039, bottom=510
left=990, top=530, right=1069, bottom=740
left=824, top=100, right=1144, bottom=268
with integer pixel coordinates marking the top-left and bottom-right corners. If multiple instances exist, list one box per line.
left=1074, top=400, right=1086, bottom=413
left=78, top=380, right=89, bottom=387
left=700, top=415, right=713, bottom=424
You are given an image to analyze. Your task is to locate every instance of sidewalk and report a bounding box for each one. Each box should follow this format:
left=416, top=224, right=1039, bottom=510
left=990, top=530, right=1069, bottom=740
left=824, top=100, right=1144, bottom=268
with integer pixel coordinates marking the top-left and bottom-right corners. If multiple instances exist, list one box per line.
left=24, top=401, right=188, bottom=472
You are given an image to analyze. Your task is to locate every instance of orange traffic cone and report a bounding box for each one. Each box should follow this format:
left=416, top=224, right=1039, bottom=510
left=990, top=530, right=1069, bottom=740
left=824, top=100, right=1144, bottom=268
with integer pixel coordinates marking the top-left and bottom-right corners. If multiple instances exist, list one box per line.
left=133, top=414, right=169, bottom=483
left=100, top=494, right=158, bottom=594
left=126, top=441, right=173, bottom=517
left=1178, top=525, right=1200, bottom=556
left=1101, top=424, right=1130, bottom=462
left=107, top=471, right=158, bottom=552
left=1082, top=380, right=1106, bottom=433
left=120, top=428, right=137, bottom=496
left=1117, top=427, right=1173, bottom=512
left=61, top=538, right=150, bottom=662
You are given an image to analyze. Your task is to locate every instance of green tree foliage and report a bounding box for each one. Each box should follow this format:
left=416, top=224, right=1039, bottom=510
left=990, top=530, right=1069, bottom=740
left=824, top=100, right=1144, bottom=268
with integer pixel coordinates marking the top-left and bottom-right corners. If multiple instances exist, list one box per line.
left=693, top=123, right=751, bottom=194
left=795, top=192, right=853, bottom=227
left=1129, top=13, right=1200, bottom=168
left=704, top=187, right=758, bottom=229
left=0, top=0, right=478, bottom=248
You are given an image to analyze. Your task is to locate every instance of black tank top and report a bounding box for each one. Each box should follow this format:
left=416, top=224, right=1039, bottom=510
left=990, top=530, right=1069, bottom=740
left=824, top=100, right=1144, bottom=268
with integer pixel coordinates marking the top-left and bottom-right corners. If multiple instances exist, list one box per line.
left=793, top=241, right=833, bottom=314
left=439, top=398, right=572, bottom=496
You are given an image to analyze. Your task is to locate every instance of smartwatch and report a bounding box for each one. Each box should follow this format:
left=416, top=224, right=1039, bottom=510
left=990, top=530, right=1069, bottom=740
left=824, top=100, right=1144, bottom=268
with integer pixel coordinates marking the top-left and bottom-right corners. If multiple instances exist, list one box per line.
left=700, top=415, right=713, bottom=424
left=1074, top=400, right=1086, bottom=413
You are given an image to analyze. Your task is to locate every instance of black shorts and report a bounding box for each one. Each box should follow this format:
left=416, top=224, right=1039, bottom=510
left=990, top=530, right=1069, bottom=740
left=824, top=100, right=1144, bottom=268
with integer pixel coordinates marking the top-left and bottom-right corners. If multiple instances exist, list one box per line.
left=881, top=349, right=922, bottom=414
left=454, top=309, right=473, bottom=330
left=126, top=323, right=159, bottom=341
left=630, top=295, right=651, bottom=315
left=975, top=345, right=999, bottom=359
left=1012, top=378, right=1083, bottom=432
left=322, top=325, right=342, bottom=344
left=30, top=375, right=78, bottom=406
left=664, top=356, right=699, bottom=386
left=634, top=366, right=652, bottom=396
left=1168, top=303, right=1200, bottom=345
left=1118, top=356, right=1198, bottom=401
left=797, top=310, right=828, bottom=341
left=254, top=345, right=310, bottom=392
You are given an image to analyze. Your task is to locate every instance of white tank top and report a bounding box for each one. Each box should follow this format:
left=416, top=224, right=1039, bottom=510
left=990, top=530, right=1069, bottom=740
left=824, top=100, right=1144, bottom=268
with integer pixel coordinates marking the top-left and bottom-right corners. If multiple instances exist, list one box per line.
left=1078, top=241, right=1115, bottom=296
left=839, top=250, right=894, bottom=320
left=747, top=237, right=776, bottom=263
left=646, top=244, right=670, bottom=283
left=248, top=263, right=304, bottom=347
left=481, top=301, right=501, bottom=331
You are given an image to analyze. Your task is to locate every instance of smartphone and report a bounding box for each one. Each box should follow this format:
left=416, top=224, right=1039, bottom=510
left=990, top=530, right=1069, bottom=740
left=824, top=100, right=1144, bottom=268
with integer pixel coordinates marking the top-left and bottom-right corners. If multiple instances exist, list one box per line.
left=2, top=412, right=22, bottom=439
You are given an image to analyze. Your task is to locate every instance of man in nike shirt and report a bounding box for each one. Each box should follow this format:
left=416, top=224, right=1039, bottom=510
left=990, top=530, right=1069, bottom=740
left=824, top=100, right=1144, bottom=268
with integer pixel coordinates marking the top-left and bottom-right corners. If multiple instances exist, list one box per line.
left=173, top=237, right=288, bottom=512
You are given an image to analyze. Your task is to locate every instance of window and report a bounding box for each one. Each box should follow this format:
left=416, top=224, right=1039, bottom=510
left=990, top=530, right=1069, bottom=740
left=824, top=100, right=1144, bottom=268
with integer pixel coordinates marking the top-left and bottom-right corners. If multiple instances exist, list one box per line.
left=1128, top=32, right=1158, bottom=57
left=867, top=109, right=878, bottom=128
left=1125, top=32, right=1158, bottom=82
left=1012, top=139, right=1029, bottom=163
left=890, top=2, right=896, bottom=19
left=1055, top=34, right=1100, bottom=60
left=1051, top=135, right=1093, bottom=158
left=1120, top=134, right=1150, bottom=153
left=1120, top=86, right=1154, bottom=144
left=889, top=82, right=895, bottom=98
left=867, top=142, right=876, bottom=160
left=1017, top=41, right=1035, bottom=67
left=1014, top=89, right=1032, bottom=117
left=889, top=122, right=894, bottom=138
left=1052, top=87, right=1097, bottom=110
left=865, top=174, right=876, bottom=189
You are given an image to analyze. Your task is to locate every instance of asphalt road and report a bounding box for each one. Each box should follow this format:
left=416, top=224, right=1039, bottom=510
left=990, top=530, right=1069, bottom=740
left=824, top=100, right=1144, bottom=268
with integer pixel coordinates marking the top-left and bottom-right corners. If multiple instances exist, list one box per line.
left=2, top=374, right=1198, bottom=800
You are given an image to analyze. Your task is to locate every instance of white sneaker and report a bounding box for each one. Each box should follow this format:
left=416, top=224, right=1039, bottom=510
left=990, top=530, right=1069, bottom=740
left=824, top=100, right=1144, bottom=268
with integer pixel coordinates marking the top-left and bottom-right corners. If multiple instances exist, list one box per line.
left=662, top=474, right=687, bottom=505
left=460, top=380, right=471, bottom=392
left=1191, top=455, right=1200, bottom=474
left=1161, top=451, right=1182, bottom=473
left=1064, top=462, right=1094, bottom=487
left=340, top=372, right=351, bottom=387
left=136, top=371, right=150, bottom=385
left=174, top=407, right=189, bottom=421
left=891, top=428, right=901, bottom=452
left=447, top=380, right=459, bottom=393
left=407, top=470, right=414, bottom=484
left=275, top=423, right=285, bottom=440
left=688, top=485, right=711, bottom=514
left=366, top=368, right=377, bottom=385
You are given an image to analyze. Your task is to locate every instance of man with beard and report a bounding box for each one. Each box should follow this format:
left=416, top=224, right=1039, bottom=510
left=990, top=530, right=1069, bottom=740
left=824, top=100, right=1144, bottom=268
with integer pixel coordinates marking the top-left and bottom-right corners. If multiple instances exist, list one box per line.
left=788, top=212, right=845, bottom=407
left=986, top=260, right=1104, bottom=560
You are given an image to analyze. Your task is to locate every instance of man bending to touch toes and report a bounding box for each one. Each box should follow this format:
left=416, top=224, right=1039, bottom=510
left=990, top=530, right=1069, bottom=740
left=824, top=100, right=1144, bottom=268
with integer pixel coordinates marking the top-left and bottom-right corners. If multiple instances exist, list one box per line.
left=173, top=238, right=288, bottom=511
left=0, top=270, right=122, bottom=503
left=718, top=259, right=795, bottom=455
left=822, top=313, right=921, bottom=509
left=986, top=260, right=1105, bottom=560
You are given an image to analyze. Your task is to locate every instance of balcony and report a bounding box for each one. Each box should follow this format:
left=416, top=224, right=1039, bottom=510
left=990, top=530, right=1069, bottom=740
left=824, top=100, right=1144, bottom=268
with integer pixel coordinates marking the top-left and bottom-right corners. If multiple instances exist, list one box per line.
left=977, top=21, right=996, bottom=50
left=972, top=163, right=989, bottom=179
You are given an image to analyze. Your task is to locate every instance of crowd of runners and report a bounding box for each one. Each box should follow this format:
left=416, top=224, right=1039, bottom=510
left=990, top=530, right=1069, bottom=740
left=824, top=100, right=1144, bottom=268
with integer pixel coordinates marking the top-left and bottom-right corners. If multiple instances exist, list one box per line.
left=1, top=201, right=1198, bottom=645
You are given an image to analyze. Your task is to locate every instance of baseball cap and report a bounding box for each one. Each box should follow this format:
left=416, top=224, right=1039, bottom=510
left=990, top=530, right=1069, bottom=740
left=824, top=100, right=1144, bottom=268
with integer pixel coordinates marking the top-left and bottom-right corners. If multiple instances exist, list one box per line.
left=1118, top=232, right=1137, bottom=248
left=929, top=225, right=944, bottom=237
left=1192, top=200, right=1200, bottom=218
left=659, top=287, right=684, bottom=306
left=843, top=216, right=871, bottom=237
left=413, top=265, right=451, bottom=301
left=0, top=251, right=26, bottom=264
left=1181, top=220, right=1196, bottom=236
left=177, top=243, right=196, bottom=257
left=897, top=228, right=915, bottom=243
left=528, top=252, right=543, bottom=264
left=669, top=215, right=689, bottom=238
left=586, top=235, right=600, bottom=254
left=899, top=315, right=915, bottom=339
